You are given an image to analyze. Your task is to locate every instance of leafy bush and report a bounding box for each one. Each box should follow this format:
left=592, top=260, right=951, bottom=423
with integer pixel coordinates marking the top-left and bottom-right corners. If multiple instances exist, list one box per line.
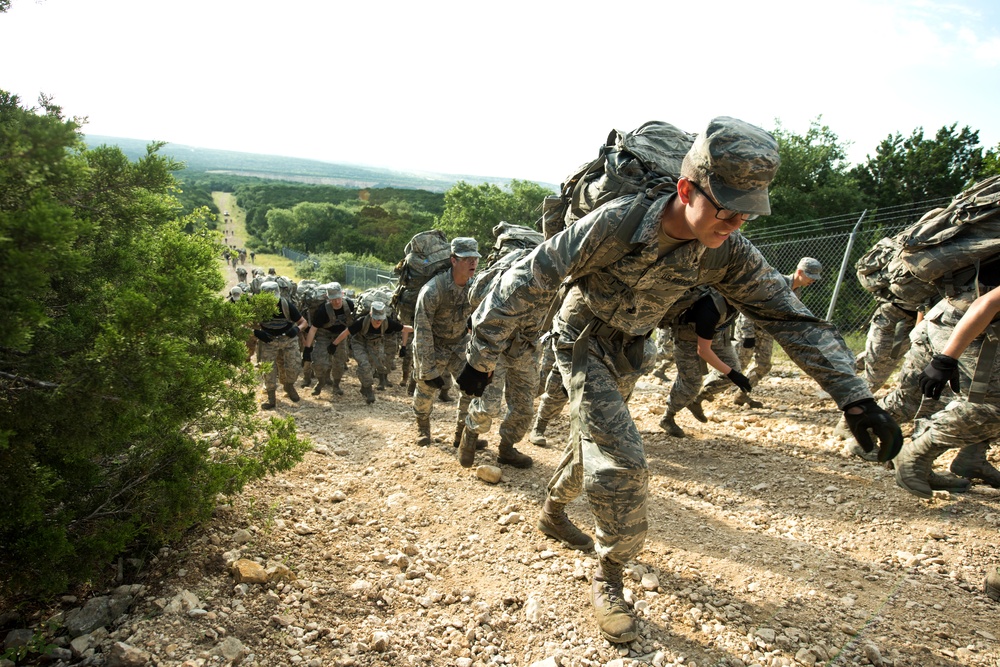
left=0, top=91, right=309, bottom=598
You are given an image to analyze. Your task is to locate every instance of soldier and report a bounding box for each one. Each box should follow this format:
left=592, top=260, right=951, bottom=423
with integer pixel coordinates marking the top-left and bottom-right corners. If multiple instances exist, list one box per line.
left=329, top=301, right=411, bottom=404
left=302, top=282, right=356, bottom=397
left=457, top=117, right=901, bottom=644
left=236, top=266, right=247, bottom=283
left=412, top=238, right=480, bottom=449
left=891, top=266, right=1000, bottom=498
left=253, top=281, right=308, bottom=410
left=459, top=249, right=537, bottom=469
left=226, top=285, right=244, bottom=303
left=658, top=288, right=749, bottom=437
left=730, top=256, right=822, bottom=407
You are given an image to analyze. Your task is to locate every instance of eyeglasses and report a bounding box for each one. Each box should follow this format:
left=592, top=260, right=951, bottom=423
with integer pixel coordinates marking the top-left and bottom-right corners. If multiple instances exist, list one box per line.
left=689, top=181, right=759, bottom=222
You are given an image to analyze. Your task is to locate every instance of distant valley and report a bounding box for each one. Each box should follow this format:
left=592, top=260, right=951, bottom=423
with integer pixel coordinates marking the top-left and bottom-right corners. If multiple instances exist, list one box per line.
left=82, top=135, right=551, bottom=193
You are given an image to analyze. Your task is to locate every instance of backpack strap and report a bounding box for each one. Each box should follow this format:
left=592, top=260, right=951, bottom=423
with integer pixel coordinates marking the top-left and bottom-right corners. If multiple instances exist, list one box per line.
left=968, top=321, right=1000, bottom=404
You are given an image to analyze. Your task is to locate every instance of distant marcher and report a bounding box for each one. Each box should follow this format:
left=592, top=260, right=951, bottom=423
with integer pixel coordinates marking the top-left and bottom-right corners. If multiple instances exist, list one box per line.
left=302, top=282, right=357, bottom=398
left=330, top=301, right=411, bottom=404
left=253, top=281, right=308, bottom=410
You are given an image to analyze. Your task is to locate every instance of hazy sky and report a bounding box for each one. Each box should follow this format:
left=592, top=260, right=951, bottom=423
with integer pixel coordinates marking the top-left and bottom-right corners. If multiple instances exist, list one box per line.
left=3, top=0, right=999, bottom=185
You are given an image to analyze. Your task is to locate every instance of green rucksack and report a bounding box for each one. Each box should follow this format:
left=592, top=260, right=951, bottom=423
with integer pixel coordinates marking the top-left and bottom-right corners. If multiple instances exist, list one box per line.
left=856, top=175, right=1000, bottom=308
left=541, top=121, right=696, bottom=239
left=390, top=230, right=453, bottom=326
left=469, top=222, right=545, bottom=311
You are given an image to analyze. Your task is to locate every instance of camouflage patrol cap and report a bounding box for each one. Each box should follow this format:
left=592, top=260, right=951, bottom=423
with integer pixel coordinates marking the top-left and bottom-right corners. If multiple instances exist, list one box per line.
left=370, top=301, right=387, bottom=321
left=685, top=116, right=780, bottom=216
left=326, top=282, right=344, bottom=299
left=229, top=285, right=244, bottom=300
left=451, top=237, right=481, bottom=258
left=797, top=257, right=823, bottom=281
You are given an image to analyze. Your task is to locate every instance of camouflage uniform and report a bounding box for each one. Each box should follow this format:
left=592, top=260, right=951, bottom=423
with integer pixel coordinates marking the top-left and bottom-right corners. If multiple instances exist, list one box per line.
left=468, top=193, right=869, bottom=569
left=413, top=268, right=475, bottom=422
left=862, top=299, right=919, bottom=392
left=308, top=298, right=356, bottom=390
left=891, top=287, right=1000, bottom=495
left=734, top=272, right=795, bottom=387
left=345, top=312, right=406, bottom=399
left=257, top=299, right=304, bottom=392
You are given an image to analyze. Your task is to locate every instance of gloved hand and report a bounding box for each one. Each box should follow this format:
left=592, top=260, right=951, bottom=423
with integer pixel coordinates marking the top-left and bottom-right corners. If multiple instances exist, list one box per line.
left=327, top=342, right=338, bottom=355
left=283, top=325, right=300, bottom=338
left=742, top=338, right=756, bottom=349
left=726, top=369, right=753, bottom=393
left=844, top=398, right=903, bottom=462
left=253, top=329, right=274, bottom=343
left=457, top=363, right=492, bottom=397
left=398, top=345, right=407, bottom=358
left=425, top=375, right=445, bottom=389
left=918, top=354, right=960, bottom=400
left=302, top=346, right=312, bottom=362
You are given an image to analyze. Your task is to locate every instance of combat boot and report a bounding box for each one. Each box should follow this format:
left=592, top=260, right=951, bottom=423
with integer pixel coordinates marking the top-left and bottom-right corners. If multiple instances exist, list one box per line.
left=497, top=438, right=532, bottom=468
left=331, top=378, right=344, bottom=396
left=311, top=378, right=326, bottom=397
left=529, top=418, right=548, bottom=447
left=377, top=374, right=388, bottom=391
left=928, top=471, right=971, bottom=492
left=416, top=417, right=431, bottom=447
left=453, top=422, right=486, bottom=450
left=283, top=383, right=300, bottom=403
left=950, top=442, right=1000, bottom=488
left=686, top=399, right=707, bottom=423
left=894, top=430, right=949, bottom=499
left=438, top=386, right=453, bottom=403
left=537, top=498, right=594, bottom=551
left=261, top=388, right=277, bottom=410
left=360, top=385, right=376, bottom=405
left=659, top=412, right=684, bottom=438
left=458, top=427, right=478, bottom=468
left=592, top=559, right=638, bottom=644
left=985, top=566, right=1000, bottom=602
left=733, top=392, right=764, bottom=409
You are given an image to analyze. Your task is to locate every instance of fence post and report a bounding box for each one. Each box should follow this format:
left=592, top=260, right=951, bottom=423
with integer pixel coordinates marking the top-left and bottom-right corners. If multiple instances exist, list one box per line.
left=825, top=210, right=866, bottom=321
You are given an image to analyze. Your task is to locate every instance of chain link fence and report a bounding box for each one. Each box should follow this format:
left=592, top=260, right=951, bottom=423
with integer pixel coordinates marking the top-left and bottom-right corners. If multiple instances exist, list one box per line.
left=345, top=264, right=396, bottom=290
left=281, top=247, right=319, bottom=269
left=743, top=196, right=951, bottom=353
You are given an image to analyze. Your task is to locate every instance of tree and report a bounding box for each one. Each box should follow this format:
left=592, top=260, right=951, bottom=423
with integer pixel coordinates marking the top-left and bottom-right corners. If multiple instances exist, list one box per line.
left=436, top=179, right=553, bottom=250
left=761, top=118, right=866, bottom=233
left=0, top=92, right=308, bottom=597
left=851, top=124, right=985, bottom=208
left=981, top=144, right=1000, bottom=177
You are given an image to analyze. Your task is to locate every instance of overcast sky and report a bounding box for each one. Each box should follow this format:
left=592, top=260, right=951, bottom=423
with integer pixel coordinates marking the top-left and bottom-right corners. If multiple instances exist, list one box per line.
left=3, top=0, right=999, bottom=185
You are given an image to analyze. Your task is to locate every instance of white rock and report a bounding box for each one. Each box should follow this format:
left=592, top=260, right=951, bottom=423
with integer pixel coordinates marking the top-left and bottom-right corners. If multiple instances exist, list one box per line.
left=640, top=572, right=659, bottom=591
left=524, top=596, right=542, bottom=623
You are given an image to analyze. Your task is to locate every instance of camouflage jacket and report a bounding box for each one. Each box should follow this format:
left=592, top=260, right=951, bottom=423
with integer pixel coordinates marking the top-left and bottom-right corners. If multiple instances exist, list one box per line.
left=413, top=268, right=474, bottom=379
left=468, top=193, right=870, bottom=408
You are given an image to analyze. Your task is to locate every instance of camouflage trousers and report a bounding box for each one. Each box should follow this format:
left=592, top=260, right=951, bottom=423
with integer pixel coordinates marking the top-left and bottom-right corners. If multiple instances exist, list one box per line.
left=883, top=300, right=1000, bottom=451
left=257, top=335, right=301, bottom=390
left=466, top=340, right=540, bottom=444
left=667, top=326, right=741, bottom=413
left=537, top=334, right=557, bottom=396
left=546, top=331, right=648, bottom=566
left=737, top=321, right=774, bottom=388
left=651, top=326, right=674, bottom=375
left=863, top=301, right=917, bottom=392
left=308, top=329, right=337, bottom=383
left=413, top=343, right=470, bottom=421
left=350, top=336, right=386, bottom=391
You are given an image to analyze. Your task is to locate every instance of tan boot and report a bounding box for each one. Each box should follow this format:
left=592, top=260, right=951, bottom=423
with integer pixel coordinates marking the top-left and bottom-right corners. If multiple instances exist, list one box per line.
left=659, top=412, right=684, bottom=438
left=332, top=378, right=344, bottom=396
left=311, top=379, right=325, bottom=397
left=416, top=417, right=431, bottom=447
left=361, top=385, right=376, bottom=405
left=950, top=442, right=1000, bottom=488
left=283, top=383, right=300, bottom=402
left=458, top=427, right=478, bottom=468
left=894, top=430, right=948, bottom=499
left=686, top=399, right=707, bottom=423
left=537, top=498, right=593, bottom=551
left=592, top=559, right=638, bottom=644
left=261, top=388, right=277, bottom=410
left=377, top=374, right=388, bottom=391
left=438, top=387, right=453, bottom=403
left=529, top=418, right=548, bottom=446
left=454, top=422, right=486, bottom=450
left=985, top=566, right=1000, bottom=602
left=497, top=439, right=532, bottom=468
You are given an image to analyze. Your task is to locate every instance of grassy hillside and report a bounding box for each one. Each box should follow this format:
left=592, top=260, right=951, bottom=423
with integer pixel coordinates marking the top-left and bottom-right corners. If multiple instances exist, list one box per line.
left=82, top=135, right=552, bottom=193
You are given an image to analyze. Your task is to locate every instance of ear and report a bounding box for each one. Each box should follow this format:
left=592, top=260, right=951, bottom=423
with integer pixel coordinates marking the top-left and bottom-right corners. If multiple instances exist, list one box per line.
left=677, top=178, right=695, bottom=205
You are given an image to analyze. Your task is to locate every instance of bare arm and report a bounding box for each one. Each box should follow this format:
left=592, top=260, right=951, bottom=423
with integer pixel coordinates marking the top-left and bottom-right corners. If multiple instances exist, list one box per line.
left=696, top=336, right=732, bottom=375
left=942, top=289, right=1000, bottom=358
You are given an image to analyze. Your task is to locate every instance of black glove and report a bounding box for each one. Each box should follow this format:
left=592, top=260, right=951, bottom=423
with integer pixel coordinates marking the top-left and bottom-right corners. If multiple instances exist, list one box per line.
left=425, top=375, right=445, bottom=389
left=457, top=363, right=492, bottom=397
left=398, top=345, right=407, bottom=358
left=283, top=325, right=299, bottom=338
left=844, top=398, right=903, bottom=462
left=918, top=354, right=960, bottom=400
left=327, top=342, right=338, bottom=355
left=302, top=346, right=312, bottom=362
left=726, top=369, right=753, bottom=393
left=742, top=338, right=756, bottom=349
left=253, top=329, right=274, bottom=343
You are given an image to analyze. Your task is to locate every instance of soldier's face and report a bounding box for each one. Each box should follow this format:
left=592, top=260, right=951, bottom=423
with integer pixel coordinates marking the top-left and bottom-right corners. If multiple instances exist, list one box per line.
left=679, top=179, right=747, bottom=249
left=451, top=256, right=479, bottom=285
left=330, top=297, right=343, bottom=308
